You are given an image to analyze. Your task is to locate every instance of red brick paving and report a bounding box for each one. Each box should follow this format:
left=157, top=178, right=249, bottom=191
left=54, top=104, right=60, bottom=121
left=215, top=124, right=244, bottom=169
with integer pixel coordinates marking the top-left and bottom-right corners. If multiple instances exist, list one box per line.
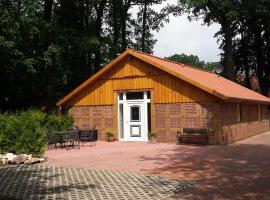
left=165, top=132, right=270, bottom=200
left=44, top=142, right=214, bottom=174
left=44, top=132, right=270, bottom=200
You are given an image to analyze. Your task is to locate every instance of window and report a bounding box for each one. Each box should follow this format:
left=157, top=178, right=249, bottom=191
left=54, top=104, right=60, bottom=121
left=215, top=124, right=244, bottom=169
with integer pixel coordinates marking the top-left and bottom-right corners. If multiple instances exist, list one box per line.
left=147, top=103, right=151, bottom=132
left=130, top=106, right=140, bottom=121
left=126, top=92, right=144, bottom=100
left=119, top=93, right=123, bottom=100
left=237, top=104, right=242, bottom=123
left=119, top=104, right=124, bottom=138
left=258, top=105, right=263, bottom=121
left=147, top=91, right=151, bottom=99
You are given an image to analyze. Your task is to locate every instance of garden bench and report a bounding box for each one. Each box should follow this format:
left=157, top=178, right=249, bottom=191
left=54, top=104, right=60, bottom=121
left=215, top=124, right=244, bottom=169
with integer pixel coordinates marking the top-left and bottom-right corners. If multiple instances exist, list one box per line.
left=177, top=128, right=208, bottom=145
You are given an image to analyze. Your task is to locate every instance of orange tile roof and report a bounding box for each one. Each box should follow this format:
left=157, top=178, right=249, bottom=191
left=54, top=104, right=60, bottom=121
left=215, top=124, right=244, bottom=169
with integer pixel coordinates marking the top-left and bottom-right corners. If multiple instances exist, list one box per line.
left=131, top=50, right=270, bottom=103
left=57, top=49, right=270, bottom=105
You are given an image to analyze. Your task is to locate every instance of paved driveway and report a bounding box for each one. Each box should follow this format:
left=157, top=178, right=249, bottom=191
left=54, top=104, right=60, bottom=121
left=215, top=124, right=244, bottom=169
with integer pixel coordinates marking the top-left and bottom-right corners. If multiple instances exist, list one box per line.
left=44, top=141, right=215, bottom=174
left=163, top=132, right=270, bottom=200
left=0, top=164, right=192, bottom=200
left=45, top=132, right=270, bottom=200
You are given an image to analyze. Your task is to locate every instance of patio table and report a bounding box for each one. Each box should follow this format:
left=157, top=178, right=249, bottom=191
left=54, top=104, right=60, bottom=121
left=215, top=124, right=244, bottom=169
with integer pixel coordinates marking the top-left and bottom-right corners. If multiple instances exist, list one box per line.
left=50, top=130, right=80, bottom=149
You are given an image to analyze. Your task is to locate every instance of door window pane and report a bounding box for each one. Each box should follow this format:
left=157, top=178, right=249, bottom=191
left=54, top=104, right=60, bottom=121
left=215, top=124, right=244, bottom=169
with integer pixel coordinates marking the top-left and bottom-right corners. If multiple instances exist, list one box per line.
left=147, top=91, right=151, bottom=99
left=126, top=92, right=143, bottom=100
left=119, top=104, right=124, bottom=138
left=130, top=106, right=140, bottom=121
left=147, top=103, right=151, bottom=132
left=130, top=125, right=141, bottom=137
left=119, top=93, right=123, bottom=100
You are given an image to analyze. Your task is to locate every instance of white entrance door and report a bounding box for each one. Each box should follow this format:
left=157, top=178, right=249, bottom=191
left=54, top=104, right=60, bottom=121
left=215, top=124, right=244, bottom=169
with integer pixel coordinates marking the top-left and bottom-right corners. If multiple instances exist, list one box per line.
left=125, top=101, right=147, bottom=141
left=118, top=91, right=150, bottom=142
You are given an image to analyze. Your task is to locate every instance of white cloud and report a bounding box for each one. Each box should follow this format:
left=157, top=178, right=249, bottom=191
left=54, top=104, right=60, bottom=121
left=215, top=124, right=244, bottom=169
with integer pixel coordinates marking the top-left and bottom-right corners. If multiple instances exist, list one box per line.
left=131, top=1, right=221, bottom=62
left=150, top=0, right=221, bottom=62
left=153, top=14, right=221, bottom=62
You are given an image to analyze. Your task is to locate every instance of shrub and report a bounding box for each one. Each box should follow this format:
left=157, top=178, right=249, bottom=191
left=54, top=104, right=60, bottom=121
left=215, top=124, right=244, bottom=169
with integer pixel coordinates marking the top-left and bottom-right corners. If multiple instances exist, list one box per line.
left=0, top=110, right=47, bottom=156
left=15, top=110, right=47, bottom=156
left=148, top=130, right=158, bottom=139
left=0, top=110, right=74, bottom=157
left=0, top=113, right=19, bottom=154
left=46, top=114, right=74, bottom=131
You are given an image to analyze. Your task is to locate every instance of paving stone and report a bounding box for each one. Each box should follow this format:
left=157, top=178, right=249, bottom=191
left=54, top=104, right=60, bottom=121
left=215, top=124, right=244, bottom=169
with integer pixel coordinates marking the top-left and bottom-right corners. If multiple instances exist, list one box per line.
left=0, top=164, right=193, bottom=200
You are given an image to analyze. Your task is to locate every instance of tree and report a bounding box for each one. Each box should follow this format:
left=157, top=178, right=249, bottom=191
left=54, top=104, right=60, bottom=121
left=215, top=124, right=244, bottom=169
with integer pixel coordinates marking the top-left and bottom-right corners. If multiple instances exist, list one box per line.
left=168, top=0, right=239, bottom=81
left=232, top=0, right=270, bottom=95
left=166, top=53, right=217, bottom=71
left=0, top=0, right=168, bottom=111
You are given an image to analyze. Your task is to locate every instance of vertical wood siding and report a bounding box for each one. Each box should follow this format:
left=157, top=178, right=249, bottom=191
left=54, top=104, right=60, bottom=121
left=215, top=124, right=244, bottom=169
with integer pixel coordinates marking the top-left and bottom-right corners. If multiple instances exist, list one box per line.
left=67, top=56, right=217, bottom=106
left=219, top=103, right=269, bottom=144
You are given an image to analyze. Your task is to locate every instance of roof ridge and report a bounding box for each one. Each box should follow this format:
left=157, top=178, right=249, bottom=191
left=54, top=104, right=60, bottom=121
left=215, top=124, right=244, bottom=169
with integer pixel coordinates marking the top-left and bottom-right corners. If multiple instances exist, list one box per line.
left=129, top=49, right=216, bottom=75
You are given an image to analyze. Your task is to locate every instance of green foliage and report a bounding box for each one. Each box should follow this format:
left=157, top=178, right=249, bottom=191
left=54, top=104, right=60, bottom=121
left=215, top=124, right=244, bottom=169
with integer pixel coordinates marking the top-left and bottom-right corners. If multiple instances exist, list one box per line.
left=0, top=0, right=166, bottom=111
left=0, top=110, right=74, bottom=156
left=0, top=110, right=47, bottom=156
left=148, top=130, right=159, bottom=139
left=166, top=53, right=217, bottom=71
left=46, top=114, right=74, bottom=132
left=105, top=129, right=115, bottom=137
left=166, top=53, right=205, bottom=67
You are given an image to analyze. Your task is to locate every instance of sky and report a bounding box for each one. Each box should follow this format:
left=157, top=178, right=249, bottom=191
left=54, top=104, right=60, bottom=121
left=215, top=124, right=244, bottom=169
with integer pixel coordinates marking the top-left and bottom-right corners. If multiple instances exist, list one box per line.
left=149, top=1, right=221, bottom=62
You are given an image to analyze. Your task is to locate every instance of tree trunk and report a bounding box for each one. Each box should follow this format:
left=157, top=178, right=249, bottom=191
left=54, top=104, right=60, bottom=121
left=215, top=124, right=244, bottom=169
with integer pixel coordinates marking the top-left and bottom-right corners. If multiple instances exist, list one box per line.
left=253, top=23, right=269, bottom=96
left=94, top=0, right=107, bottom=72
left=44, top=0, right=53, bottom=21
left=141, top=1, right=148, bottom=52
left=121, top=12, right=128, bottom=51
left=262, top=20, right=270, bottom=96
left=223, top=19, right=235, bottom=81
left=112, top=0, right=121, bottom=57
left=120, top=1, right=131, bottom=51
left=241, top=32, right=251, bottom=89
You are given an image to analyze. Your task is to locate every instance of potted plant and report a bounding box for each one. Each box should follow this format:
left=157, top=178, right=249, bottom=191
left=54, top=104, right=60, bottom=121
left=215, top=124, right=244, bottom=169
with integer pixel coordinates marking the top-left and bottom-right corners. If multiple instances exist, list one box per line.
left=148, top=130, right=158, bottom=143
left=105, top=129, right=115, bottom=142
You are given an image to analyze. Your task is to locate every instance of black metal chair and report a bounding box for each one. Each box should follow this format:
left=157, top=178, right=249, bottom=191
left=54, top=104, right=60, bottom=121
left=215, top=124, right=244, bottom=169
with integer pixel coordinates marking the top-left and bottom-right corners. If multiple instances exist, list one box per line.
left=47, top=132, right=59, bottom=149
left=79, top=130, right=98, bottom=146
left=79, top=130, right=90, bottom=146
left=65, top=130, right=80, bottom=150
left=89, top=130, right=98, bottom=146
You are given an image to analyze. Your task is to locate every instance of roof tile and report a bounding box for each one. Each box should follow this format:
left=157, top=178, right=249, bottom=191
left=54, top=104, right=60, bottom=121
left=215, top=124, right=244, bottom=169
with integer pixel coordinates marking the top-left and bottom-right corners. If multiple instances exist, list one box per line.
left=133, top=50, right=270, bottom=103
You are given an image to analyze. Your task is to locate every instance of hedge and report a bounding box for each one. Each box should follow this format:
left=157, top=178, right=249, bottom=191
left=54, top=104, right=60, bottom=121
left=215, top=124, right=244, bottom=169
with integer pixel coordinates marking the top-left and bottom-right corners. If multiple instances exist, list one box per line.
left=0, top=110, right=74, bottom=157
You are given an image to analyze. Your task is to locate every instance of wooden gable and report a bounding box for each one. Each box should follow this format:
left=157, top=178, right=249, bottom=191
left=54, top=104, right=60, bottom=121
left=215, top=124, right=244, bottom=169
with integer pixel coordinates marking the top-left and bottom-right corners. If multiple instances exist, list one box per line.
left=66, top=56, right=217, bottom=106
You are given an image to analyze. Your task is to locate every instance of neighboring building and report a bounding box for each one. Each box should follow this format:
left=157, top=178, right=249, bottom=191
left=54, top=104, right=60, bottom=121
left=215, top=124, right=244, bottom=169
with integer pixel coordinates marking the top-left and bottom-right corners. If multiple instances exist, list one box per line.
left=57, top=49, right=270, bottom=144
left=237, top=73, right=270, bottom=97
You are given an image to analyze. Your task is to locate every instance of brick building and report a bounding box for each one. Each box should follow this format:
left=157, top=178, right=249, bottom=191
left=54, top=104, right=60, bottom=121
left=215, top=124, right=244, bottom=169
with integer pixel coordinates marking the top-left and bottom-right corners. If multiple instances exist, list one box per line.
left=57, top=49, right=270, bottom=144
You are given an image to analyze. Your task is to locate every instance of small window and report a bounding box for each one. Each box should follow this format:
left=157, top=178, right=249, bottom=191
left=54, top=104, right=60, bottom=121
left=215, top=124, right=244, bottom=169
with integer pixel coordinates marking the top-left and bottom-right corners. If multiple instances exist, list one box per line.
left=237, top=104, right=242, bottom=123
left=130, top=106, right=140, bottom=121
left=119, top=93, right=123, bottom=100
left=147, top=91, right=151, bottom=99
left=258, top=105, right=263, bottom=121
left=126, top=92, right=144, bottom=100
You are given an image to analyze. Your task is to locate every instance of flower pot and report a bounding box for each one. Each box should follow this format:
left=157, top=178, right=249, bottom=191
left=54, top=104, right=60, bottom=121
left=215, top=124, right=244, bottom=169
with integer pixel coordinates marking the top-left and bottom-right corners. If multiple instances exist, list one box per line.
left=107, top=136, right=115, bottom=142
left=149, top=137, right=158, bottom=143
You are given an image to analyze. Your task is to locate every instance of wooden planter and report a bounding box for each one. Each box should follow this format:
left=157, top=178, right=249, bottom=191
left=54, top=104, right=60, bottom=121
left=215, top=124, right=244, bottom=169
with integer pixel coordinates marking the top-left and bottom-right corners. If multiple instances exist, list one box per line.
left=107, top=136, right=115, bottom=142
left=149, top=137, right=158, bottom=143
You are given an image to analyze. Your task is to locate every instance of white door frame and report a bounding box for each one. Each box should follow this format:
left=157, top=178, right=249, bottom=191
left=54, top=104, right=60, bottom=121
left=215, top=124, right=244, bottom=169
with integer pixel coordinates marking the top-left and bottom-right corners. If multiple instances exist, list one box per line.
left=118, top=91, right=150, bottom=142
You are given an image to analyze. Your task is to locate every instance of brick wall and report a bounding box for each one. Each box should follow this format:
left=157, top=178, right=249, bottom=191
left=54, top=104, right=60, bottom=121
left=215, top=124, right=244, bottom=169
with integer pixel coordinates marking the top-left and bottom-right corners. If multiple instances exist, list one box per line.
left=68, top=103, right=269, bottom=144
left=69, top=105, right=115, bottom=141
left=219, top=103, right=269, bottom=144
left=152, top=102, right=218, bottom=144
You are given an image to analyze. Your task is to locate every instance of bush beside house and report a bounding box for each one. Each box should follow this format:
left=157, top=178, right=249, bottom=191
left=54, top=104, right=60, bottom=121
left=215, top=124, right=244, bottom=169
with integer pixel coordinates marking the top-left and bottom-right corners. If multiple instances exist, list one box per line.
left=0, top=110, right=73, bottom=157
